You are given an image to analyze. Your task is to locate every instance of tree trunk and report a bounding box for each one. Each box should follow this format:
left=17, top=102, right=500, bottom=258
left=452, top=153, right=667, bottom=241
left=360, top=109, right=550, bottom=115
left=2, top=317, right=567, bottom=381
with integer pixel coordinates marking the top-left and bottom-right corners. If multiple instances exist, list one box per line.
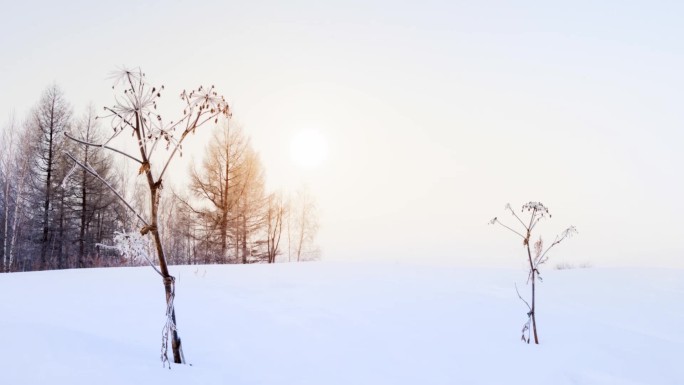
left=41, top=135, right=52, bottom=269
left=220, top=127, right=230, bottom=263
left=241, top=215, right=248, bottom=264
left=3, top=171, right=10, bottom=272
left=58, top=194, right=65, bottom=269
left=96, top=211, right=103, bottom=263
left=79, top=146, right=88, bottom=268
left=7, top=156, right=29, bottom=273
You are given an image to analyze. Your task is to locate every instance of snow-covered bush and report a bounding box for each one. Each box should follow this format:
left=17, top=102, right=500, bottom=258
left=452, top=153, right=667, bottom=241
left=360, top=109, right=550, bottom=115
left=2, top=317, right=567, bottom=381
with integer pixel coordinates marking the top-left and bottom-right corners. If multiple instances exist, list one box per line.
left=106, top=231, right=155, bottom=267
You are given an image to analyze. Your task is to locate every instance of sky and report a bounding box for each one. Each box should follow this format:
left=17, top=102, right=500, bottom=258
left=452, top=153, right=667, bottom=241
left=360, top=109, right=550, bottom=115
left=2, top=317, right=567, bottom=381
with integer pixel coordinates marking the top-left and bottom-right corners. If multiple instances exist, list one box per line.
left=1, top=0, right=682, bottom=268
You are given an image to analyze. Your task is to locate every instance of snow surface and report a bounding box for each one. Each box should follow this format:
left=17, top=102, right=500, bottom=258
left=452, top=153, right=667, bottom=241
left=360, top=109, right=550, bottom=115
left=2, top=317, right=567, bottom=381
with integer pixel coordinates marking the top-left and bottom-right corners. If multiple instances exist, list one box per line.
left=0, top=262, right=682, bottom=384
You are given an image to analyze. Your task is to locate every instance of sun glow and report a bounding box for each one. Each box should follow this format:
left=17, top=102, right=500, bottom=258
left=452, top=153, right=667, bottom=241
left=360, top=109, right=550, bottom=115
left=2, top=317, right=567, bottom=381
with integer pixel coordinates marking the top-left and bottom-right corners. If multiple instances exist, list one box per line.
left=290, top=130, right=329, bottom=169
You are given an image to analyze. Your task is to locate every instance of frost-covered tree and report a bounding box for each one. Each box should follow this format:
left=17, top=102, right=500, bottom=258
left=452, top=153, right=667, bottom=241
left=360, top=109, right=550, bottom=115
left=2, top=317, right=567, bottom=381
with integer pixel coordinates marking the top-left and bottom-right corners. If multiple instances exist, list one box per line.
left=0, top=115, right=33, bottom=272
left=160, top=193, right=196, bottom=265
left=490, top=202, right=576, bottom=344
left=64, top=67, right=230, bottom=366
left=288, top=188, right=321, bottom=262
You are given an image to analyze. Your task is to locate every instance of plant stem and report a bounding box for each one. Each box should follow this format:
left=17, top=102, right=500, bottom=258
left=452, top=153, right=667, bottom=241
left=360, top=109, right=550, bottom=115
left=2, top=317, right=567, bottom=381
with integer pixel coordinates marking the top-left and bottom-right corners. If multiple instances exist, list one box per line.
left=526, top=241, right=539, bottom=344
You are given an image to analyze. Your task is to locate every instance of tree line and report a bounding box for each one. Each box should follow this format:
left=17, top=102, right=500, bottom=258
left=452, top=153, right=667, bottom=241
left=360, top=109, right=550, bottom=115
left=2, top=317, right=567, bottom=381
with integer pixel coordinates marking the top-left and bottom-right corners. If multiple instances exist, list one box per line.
left=165, top=119, right=320, bottom=266
left=0, top=84, right=319, bottom=273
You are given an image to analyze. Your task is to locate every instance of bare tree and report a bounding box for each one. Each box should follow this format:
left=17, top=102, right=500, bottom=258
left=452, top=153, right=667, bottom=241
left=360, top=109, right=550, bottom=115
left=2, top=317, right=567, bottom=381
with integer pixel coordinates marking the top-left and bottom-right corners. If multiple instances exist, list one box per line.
left=264, top=192, right=286, bottom=263
left=6, top=122, right=37, bottom=272
left=286, top=195, right=293, bottom=262
left=185, top=121, right=249, bottom=262
left=1, top=115, right=33, bottom=272
left=183, top=121, right=266, bottom=264
left=289, top=187, right=320, bottom=262
left=28, top=85, right=72, bottom=270
left=64, top=68, right=230, bottom=366
left=490, top=202, right=576, bottom=344
left=1, top=115, right=19, bottom=272
left=160, top=193, right=197, bottom=266
left=69, top=106, right=120, bottom=268
left=234, top=148, right=266, bottom=264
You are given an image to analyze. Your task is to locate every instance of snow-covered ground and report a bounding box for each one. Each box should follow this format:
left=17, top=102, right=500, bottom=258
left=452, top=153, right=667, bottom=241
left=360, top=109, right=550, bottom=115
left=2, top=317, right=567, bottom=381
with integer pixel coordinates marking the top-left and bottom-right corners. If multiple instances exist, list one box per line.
left=1, top=262, right=682, bottom=384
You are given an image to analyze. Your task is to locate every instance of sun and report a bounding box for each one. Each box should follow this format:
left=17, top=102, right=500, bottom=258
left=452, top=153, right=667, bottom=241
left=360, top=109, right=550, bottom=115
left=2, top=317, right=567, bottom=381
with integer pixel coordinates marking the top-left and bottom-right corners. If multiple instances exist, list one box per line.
left=290, top=130, right=329, bottom=169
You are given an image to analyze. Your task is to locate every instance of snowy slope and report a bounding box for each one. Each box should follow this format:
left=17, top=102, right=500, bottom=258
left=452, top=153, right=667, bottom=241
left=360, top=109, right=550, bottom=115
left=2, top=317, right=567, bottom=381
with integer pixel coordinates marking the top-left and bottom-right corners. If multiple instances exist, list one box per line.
left=0, top=262, right=682, bottom=385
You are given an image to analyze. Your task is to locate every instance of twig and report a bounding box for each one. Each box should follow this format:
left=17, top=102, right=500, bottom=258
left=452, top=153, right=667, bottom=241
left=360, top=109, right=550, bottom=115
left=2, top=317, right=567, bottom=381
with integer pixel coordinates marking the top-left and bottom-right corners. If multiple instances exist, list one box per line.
left=493, top=219, right=526, bottom=239
left=63, top=152, right=149, bottom=226
left=514, top=283, right=531, bottom=311
left=65, top=132, right=144, bottom=164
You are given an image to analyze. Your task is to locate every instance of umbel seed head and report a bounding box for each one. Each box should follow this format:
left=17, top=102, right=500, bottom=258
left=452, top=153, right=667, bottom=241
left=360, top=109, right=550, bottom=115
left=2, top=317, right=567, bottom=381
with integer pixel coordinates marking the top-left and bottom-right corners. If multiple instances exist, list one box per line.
left=522, top=202, right=550, bottom=217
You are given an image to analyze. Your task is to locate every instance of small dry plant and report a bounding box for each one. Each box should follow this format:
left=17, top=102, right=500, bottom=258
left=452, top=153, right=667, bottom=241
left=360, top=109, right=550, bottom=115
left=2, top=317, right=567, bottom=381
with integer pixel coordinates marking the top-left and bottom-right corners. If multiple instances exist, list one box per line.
left=490, top=202, right=577, bottom=344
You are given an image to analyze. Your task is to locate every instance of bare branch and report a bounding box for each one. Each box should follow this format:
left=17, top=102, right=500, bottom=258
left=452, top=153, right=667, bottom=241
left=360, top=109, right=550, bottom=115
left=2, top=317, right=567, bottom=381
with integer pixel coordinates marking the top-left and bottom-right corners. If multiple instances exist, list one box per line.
left=63, top=152, right=149, bottom=226
left=506, top=203, right=529, bottom=230
left=172, top=190, right=204, bottom=216
left=65, top=132, right=144, bottom=164
left=535, top=226, right=577, bottom=267
left=514, top=283, right=531, bottom=311
left=157, top=111, right=223, bottom=181
left=102, top=106, right=137, bottom=132
left=490, top=218, right=525, bottom=239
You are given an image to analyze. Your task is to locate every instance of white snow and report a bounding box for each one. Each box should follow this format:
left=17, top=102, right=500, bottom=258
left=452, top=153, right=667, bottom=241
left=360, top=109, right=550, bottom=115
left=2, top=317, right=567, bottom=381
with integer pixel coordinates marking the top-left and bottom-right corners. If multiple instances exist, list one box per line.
left=0, top=262, right=682, bottom=384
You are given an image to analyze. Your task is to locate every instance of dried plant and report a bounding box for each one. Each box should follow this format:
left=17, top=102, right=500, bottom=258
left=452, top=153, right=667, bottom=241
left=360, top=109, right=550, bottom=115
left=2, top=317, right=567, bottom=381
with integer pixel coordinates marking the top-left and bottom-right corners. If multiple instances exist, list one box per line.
left=490, top=202, right=577, bottom=344
left=64, top=67, right=230, bottom=366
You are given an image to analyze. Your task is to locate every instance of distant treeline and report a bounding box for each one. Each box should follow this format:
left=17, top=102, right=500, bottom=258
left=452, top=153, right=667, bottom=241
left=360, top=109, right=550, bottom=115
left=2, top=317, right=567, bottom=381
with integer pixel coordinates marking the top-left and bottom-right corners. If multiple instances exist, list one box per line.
left=0, top=85, right=319, bottom=273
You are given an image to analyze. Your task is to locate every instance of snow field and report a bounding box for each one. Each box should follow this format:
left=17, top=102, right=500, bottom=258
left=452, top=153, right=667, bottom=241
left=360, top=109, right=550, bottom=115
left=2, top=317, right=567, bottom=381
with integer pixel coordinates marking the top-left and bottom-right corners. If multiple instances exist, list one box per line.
left=1, top=262, right=682, bottom=384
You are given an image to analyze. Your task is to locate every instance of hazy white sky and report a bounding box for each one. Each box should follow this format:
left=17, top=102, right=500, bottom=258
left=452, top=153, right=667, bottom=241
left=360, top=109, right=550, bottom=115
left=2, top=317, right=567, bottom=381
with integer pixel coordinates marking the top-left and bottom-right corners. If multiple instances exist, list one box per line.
left=1, top=1, right=682, bottom=267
